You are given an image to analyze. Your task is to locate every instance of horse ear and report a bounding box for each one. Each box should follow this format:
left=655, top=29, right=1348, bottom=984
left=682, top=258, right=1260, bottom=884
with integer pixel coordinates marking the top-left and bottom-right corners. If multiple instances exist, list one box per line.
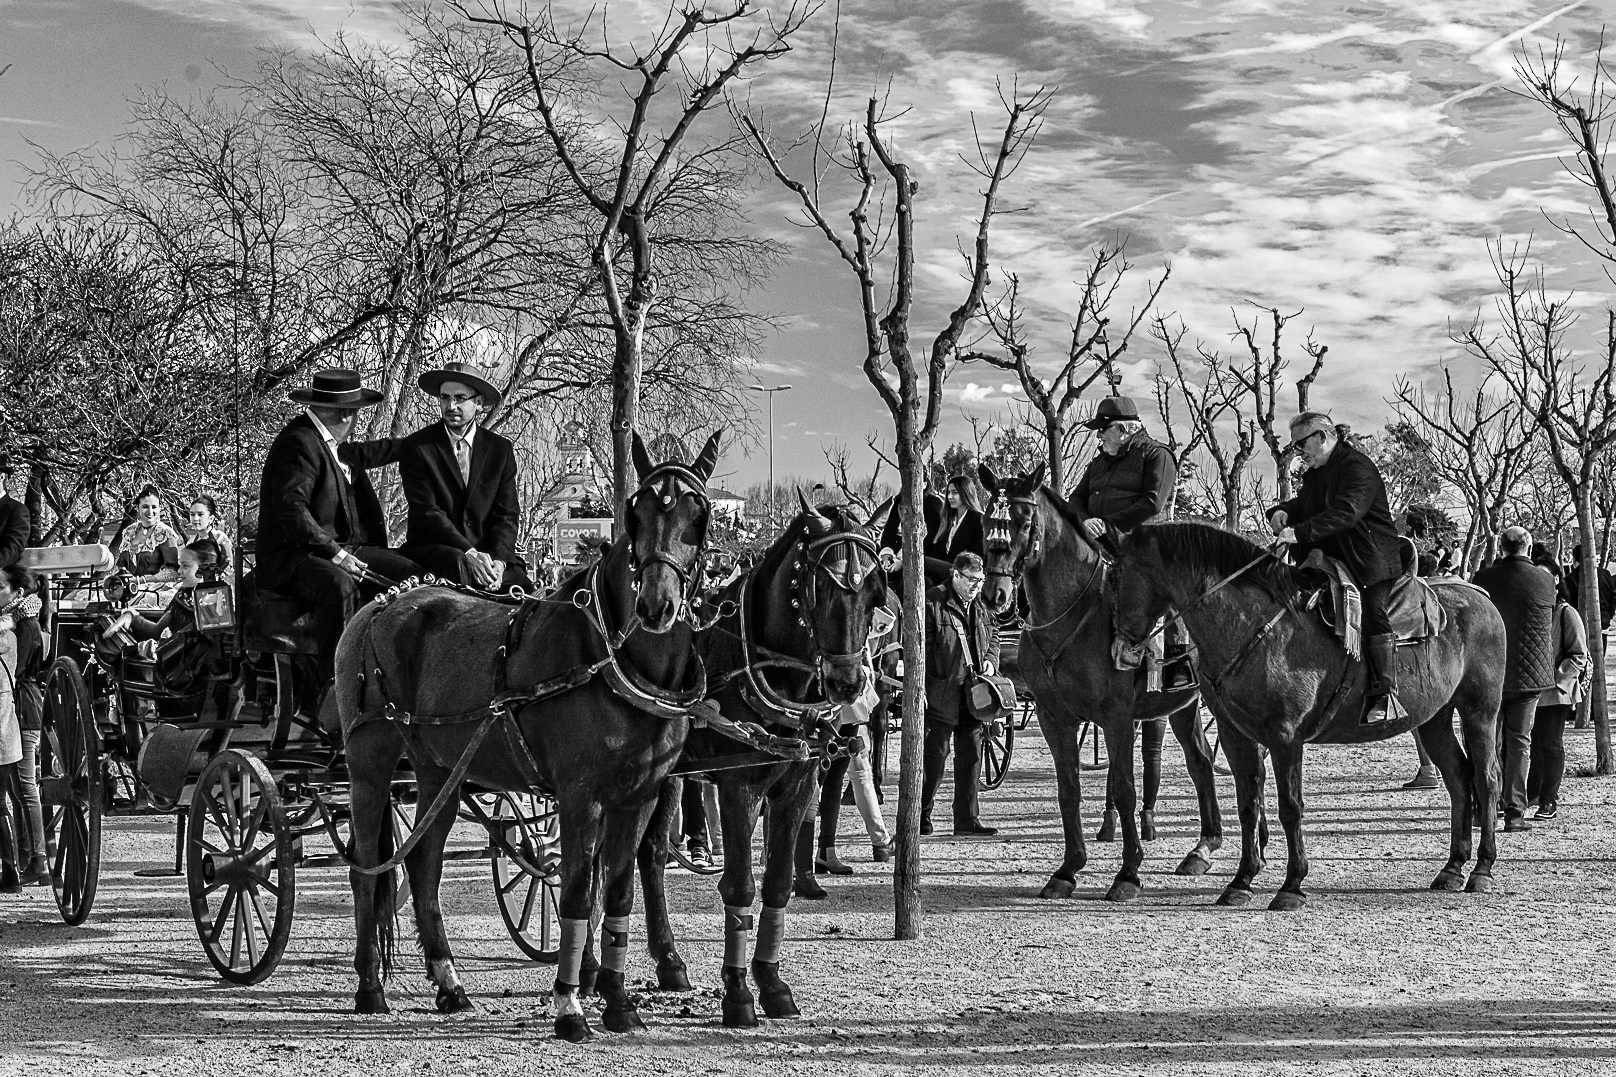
left=1030, top=461, right=1047, bottom=489
left=979, top=462, right=1000, bottom=492
left=796, top=486, right=825, bottom=520
left=867, top=495, right=895, bottom=533
left=631, top=431, right=655, bottom=482
left=691, top=430, right=722, bottom=484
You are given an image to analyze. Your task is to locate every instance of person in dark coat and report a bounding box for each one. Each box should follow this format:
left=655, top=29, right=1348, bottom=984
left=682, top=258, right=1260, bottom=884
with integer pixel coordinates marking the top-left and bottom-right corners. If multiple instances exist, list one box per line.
left=920, top=551, right=1001, bottom=837
left=879, top=488, right=954, bottom=589
left=1527, top=594, right=1588, bottom=821
left=255, top=369, right=423, bottom=682
left=399, top=362, right=531, bottom=592
left=0, top=456, right=30, bottom=570
left=1268, top=413, right=1403, bottom=724
left=1472, top=525, right=1558, bottom=831
left=1563, top=543, right=1614, bottom=648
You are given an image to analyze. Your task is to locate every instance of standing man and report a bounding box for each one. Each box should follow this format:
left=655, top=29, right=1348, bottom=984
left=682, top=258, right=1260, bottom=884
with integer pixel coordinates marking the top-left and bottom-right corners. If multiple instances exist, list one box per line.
left=920, top=551, right=1001, bottom=837
left=1068, top=396, right=1190, bottom=688
left=1473, top=525, right=1557, bottom=832
left=0, top=456, right=29, bottom=569
left=1267, top=413, right=1403, bottom=724
left=1563, top=543, right=1614, bottom=651
left=256, top=369, right=423, bottom=684
left=398, top=362, right=530, bottom=592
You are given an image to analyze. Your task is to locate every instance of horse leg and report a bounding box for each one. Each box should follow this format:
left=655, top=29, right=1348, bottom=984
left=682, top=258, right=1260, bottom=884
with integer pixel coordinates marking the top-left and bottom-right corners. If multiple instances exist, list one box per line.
left=1458, top=695, right=1502, bottom=893
left=1417, top=707, right=1472, bottom=891
left=709, top=775, right=766, bottom=1027
left=596, top=803, right=657, bottom=1034
left=552, top=798, right=604, bottom=1043
left=1038, top=718, right=1088, bottom=898
left=1267, top=742, right=1309, bottom=912
left=347, top=722, right=404, bottom=1014
left=1103, top=721, right=1143, bottom=902
left=405, top=762, right=472, bottom=1014
left=1167, top=704, right=1223, bottom=876
left=636, top=777, right=689, bottom=990
left=752, top=765, right=815, bottom=1022
left=1139, top=717, right=1162, bottom=841
left=1215, top=725, right=1267, bottom=907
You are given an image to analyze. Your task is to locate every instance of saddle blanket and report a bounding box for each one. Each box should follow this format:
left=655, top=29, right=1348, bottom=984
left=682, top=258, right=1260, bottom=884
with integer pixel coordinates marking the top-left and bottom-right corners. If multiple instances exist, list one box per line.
left=1302, top=549, right=1447, bottom=655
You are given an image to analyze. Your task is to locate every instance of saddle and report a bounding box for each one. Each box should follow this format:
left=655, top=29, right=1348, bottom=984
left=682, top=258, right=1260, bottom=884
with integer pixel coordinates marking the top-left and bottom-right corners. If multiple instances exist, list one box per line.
left=1300, top=538, right=1447, bottom=655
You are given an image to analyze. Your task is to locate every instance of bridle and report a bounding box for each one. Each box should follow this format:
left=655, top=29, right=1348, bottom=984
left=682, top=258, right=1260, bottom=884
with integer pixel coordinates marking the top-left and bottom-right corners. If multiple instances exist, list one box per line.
left=792, top=524, right=883, bottom=672
left=623, top=461, right=712, bottom=613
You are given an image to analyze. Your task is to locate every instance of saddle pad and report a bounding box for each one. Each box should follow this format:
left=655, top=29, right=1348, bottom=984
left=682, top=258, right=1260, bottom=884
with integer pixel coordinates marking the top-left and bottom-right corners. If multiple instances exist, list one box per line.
left=1306, top=552, right=1447, bottom=647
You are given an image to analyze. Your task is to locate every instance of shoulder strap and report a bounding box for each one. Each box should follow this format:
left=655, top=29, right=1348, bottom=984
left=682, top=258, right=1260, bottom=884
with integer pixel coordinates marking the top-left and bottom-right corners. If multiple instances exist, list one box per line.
left=944, top=607, right=977, bottom=675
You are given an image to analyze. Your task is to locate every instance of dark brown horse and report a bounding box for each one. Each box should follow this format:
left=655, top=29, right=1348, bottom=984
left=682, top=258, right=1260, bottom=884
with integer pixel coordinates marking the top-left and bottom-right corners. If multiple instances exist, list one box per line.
left=338, top=432, right=719, bottom=1042
left=636, top=498, right=885, bottom=1026
left=978, top=464, right=1225, bottom=902
left=1111, top=522, right=1505, bottom=909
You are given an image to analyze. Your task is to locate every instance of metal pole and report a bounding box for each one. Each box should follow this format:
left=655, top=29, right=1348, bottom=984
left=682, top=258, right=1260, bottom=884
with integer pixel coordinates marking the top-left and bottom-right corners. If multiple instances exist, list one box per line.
left=767, top=392, right=775, bottom=528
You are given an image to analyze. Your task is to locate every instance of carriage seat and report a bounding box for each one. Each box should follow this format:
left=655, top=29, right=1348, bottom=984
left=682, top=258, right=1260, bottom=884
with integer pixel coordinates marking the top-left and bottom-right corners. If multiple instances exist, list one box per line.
left=240, top=572, right=321, bottom=656
left=1301, top=539, right=1447, bottom=651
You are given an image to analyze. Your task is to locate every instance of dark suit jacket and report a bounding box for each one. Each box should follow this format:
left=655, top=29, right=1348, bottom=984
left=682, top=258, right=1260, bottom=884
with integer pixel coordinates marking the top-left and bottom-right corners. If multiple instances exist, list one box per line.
left=0, top=494, right=30, bottom=567
left=1267, top=440, right=1401, bottom=587
left=398, top=422, right=521, bottom=563
left=255, top=414, right=401, bottom=588
left=923, top=582, right=1001, bottom=726
left=1069, top=431, right=1176, bottom=534
left=880, top=493, right=960, bottom=585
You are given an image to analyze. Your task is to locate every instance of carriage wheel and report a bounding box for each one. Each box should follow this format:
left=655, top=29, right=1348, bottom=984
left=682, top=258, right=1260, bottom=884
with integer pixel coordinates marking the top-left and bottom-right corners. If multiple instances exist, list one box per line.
left=667, top=780, right=725, bottom=875
left=41, top=657, right=102, bottom=926
left=980, top=718, right=1014, bottom=790
left=489, top=793, right=562, bottom=963
left=186, top=750, right=296, bottom=984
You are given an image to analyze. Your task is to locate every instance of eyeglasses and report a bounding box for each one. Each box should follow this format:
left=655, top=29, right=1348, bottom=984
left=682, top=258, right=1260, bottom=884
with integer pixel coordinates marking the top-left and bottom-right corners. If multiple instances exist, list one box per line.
left=1289, top=430, right=1324, bottom=452
left=956, top=573, right=985, bottom=585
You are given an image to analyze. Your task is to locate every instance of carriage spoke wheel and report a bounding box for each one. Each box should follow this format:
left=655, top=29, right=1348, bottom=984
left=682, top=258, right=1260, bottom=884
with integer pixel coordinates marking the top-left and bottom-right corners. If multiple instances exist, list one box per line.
left=980, top=717, right=1014, bottom=791
left=186, top=750, right=296, bottom=984
left=489, top=793, right=562, bottom=963
left=41, top=657, right=101, bottom=926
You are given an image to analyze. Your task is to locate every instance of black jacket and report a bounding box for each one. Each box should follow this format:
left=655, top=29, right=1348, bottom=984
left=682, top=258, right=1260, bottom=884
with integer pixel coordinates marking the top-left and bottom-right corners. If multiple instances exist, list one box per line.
left=11, top=612, right=42, bottom=731
left=1564, top=563, right=1616, bottom=630
left=1473, top=555, right=1557, bottom=694
left=926, top=510, right=985, bottom=566
left=1069, top=431, right=1176, bottom=535
left=1267, top=440, right=1401, bottom=587
left=398, top=423, right=522, bottom=564
left=881, top=492, right=955, bottom=585
left=924, top=582, right=1001, bottom=726
left=0, top=494, right=29, bottom=568
left=255, top=414, right=402, bottom=589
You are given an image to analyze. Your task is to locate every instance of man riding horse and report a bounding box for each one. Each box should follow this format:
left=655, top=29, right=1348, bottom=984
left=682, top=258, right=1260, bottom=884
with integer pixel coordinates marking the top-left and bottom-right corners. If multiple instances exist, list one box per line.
left=1266, top=412, right=1403, bottom=725
left=1068, top=396, right=1194, bottom=690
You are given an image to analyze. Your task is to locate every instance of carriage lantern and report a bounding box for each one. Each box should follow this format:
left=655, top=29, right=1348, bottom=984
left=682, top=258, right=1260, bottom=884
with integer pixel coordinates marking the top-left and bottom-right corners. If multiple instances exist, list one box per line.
left=193, top=572, right=236, bottom=636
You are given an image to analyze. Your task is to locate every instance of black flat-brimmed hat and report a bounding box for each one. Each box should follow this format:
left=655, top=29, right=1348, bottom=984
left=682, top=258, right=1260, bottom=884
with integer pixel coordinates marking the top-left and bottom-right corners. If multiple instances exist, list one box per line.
left=418, top=362, right=501, bottom=410
left=1083, top=396, right=1140, bottom=429
left=288, top=368, right=384, bottom=408
left=0, top=453, right=14, bottom=475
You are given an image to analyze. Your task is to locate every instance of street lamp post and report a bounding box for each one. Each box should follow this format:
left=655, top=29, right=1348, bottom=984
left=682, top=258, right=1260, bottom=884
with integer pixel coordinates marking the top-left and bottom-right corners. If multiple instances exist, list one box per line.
left=747, top=383, right=792, bottom=528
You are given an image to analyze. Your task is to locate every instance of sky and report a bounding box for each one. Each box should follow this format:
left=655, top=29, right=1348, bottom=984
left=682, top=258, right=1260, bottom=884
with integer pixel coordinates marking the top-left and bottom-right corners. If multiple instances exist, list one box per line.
left=2, top=0, right=1613, bottom=493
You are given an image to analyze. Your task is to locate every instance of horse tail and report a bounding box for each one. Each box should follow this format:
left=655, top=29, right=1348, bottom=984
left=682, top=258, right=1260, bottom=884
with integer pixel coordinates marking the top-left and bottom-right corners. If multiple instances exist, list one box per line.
left=375, top=802, right=399, bottom=982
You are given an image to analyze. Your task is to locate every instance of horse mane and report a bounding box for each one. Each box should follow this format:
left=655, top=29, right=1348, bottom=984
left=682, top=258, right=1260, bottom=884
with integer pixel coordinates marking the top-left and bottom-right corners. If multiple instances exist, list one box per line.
left=1141, top=521, right=1301, bottom=602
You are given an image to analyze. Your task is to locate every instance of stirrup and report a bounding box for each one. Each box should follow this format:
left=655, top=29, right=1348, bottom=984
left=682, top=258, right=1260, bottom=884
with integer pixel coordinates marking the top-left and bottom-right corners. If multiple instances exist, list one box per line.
left=1162, top=656, right=1198, bottom=692
left=1361, top=692, right=1403, bottom=726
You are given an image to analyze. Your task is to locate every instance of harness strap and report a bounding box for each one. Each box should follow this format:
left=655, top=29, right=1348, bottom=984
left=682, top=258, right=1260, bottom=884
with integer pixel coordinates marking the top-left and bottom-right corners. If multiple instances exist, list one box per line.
left=1207, top=606, right=1289, bottom=691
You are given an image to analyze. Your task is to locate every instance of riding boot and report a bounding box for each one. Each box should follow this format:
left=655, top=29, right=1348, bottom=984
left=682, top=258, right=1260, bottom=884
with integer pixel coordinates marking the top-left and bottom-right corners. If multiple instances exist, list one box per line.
left=793, top=822, right=825, bottom=900
left=1362, top=633, right=1397, bottom=725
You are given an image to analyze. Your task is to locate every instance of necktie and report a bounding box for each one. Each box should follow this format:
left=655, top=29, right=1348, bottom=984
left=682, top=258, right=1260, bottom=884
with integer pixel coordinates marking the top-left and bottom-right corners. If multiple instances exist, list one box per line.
left=455, top=435, right=471, bottom=483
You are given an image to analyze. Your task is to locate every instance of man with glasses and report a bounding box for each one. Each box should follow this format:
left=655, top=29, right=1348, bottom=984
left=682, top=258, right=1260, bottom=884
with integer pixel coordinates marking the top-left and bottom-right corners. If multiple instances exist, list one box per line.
left=1267, top=412, right=1403, bottom=724
left=920, top=551, right=1002, bottom=837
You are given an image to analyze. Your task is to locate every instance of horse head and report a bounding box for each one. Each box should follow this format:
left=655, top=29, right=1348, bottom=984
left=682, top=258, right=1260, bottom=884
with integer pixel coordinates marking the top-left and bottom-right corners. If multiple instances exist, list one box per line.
left=624, top=430, right=721, bottom=633
left=978, top=460, right=1045, bottom=616
left=789, top=491, right=888, bottom=704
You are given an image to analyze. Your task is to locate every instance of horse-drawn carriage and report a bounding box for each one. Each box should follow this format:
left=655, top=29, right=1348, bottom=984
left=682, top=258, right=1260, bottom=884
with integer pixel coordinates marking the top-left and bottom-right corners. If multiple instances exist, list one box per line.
left=22, top=543, right=564, bottom=983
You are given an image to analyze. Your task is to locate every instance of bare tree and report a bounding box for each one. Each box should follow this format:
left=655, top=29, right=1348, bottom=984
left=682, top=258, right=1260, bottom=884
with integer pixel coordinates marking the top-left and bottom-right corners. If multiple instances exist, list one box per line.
left=1152, top=316, right=1257, bottom=529
left=1230, top=305, right=1327, bottom=502
left=743, top=80, right=1051, bottom=938
left=959, top=241, right=1167, bottom=492
left=822, top=440, right=890, bottom=517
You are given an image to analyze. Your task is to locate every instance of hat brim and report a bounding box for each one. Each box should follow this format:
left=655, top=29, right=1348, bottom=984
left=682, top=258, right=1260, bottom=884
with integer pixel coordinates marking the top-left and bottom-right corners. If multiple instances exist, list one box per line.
left=419, top=369, right=502, bottom=409
left=1083, top=416, right=1113, bottom=430
left=288, top=387, right=385, bottom=407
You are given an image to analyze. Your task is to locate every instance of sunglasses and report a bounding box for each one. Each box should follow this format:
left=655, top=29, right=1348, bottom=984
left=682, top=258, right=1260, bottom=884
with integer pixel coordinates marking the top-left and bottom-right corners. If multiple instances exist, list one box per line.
left=1289, top=430, right=1324, bottom=452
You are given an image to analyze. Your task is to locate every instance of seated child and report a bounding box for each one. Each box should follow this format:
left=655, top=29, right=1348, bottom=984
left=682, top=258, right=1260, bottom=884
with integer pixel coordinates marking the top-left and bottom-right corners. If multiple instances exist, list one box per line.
left=104, top=539, right=228, bottom=696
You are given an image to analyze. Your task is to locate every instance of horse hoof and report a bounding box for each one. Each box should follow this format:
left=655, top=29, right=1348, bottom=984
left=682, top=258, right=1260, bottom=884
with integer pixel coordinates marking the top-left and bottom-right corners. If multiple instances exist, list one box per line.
left=657, top=966, right=692, bottom=992
left=1175, top=853, right=1212, bottom=877
left=1039, top=876, right=1076, bottom=899
left=555, top=1014, right=595, bottom=1042
left=577, top=968, right=598, bottom=999
left=1216, top=887, right=1253, bottom=908
left=1140, top=811, right=1156, bottom=841
left=722, top=998, right=759, bottom=1028
left=1268, top=890, right=1307, bottom=912
left=1105, top=879, right=1141, bottom=903
left=759, top=987, right=800, bottom=1020
left=1095, top=811, right=1118, bottom=843
left=1430, top=870, right=1465, bottom=892
left=354, top=989, right=389, bottom=1015
left=435, top=985, right=473, bottom=1014
left=603, top=1007, right=646, bottom=1034
left=1466, top=872, right=1494, bottom=894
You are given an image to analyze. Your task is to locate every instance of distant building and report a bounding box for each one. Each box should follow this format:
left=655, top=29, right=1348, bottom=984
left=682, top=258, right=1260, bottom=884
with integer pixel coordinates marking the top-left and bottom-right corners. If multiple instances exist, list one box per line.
left=708, top=488, right=746, bottom=522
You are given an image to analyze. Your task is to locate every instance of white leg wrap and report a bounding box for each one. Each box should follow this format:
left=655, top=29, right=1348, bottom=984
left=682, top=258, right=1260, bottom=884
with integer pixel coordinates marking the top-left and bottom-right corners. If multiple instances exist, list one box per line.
left=753, top=905, right=786, bottom=966
left=427, top=958, right=462, bottom=991
left=601, top=914, right=631, bottom=974
left=723, top=904, right=754, bottom=969
left=553, top=987, right=583, bottom=1018
left=556, top=916, right=589, bottom=988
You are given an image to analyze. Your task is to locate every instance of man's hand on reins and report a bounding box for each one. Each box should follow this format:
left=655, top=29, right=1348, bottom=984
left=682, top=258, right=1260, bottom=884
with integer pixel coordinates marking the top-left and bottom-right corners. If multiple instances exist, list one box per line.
left=1082, top=518, right=1107, bottom=541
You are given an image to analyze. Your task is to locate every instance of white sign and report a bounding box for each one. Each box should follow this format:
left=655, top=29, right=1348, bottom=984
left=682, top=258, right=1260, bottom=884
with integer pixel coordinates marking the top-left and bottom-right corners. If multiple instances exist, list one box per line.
left=556, top=518, right=613, bottom=563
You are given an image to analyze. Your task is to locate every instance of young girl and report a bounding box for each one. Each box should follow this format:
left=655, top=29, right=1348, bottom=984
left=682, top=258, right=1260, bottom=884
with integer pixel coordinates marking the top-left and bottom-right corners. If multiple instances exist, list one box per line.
left=183, top=495, right=233, bottom=573
left=105, top=539, right=227, bottom=695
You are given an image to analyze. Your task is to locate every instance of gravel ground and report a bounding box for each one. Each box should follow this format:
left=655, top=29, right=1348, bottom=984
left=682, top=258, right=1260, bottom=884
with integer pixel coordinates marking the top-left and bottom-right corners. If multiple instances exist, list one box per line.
left=2, top=717, right=1614, bottom=1076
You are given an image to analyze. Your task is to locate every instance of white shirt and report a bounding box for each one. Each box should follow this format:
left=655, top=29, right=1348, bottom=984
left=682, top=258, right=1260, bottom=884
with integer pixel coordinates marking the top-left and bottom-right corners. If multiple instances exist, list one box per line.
left=304, top=408, right=352, bottom=483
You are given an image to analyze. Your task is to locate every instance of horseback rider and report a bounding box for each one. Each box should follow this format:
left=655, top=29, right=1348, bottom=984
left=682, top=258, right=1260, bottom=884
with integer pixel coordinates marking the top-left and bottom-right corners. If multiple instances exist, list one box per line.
left=1068, top=396, right=1194, bottom=690
left=1266, top=413, right=1403, bottom=725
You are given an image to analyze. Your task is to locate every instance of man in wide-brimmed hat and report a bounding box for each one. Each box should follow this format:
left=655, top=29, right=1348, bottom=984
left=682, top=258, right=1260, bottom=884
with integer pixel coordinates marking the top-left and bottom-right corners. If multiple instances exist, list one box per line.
left=397, top=361, right=530, bottom=592
left=0, top=455, right=29, bottom=570
left=256, top=368, right=424, bottom=682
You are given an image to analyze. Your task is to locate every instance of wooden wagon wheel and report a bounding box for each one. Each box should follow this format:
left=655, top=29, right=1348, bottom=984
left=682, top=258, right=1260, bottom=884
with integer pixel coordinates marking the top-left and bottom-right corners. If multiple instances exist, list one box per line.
left=489, top=792, right=562, bottom=963
left=186, top=749, right=296, bottom=985
left=40, top=656, right=101, bottom=926
left=979, top=718, right=1014, bottom=790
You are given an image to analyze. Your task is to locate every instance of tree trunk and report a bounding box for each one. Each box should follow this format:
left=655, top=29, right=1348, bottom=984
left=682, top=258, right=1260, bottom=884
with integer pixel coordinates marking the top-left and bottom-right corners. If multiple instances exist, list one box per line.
left=25, top=463, right=46, bottom=545
left=891, top=419, right=928, bottom=939
left=1575, top=488, right=1612, bottom=772
left=610, top=317, right=645, bottom=532
left=1045, top=413, right=1065, bottom=495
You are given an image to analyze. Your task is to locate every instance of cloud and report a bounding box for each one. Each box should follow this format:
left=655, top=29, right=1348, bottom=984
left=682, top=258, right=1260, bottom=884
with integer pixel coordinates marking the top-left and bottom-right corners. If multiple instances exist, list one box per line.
left=0, top=116, right=59, bottom=127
